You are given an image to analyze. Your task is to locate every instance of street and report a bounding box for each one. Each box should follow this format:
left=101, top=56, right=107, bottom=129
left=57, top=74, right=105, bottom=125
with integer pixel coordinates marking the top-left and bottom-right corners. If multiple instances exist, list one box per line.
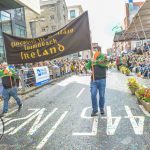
left=1, top=71, right=150, bottom=150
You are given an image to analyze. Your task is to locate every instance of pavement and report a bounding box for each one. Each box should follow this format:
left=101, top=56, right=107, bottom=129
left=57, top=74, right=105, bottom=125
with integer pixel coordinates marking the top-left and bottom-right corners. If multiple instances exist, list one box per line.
left=0, top=70, right=150, bottom=150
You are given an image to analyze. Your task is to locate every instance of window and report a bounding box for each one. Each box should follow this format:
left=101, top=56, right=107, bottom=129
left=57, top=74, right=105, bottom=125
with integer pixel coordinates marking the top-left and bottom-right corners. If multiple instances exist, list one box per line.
left=14, top=8, right=24, bottom=21
left=64, top=15, right=66, bottom=20
left=1, top=11, right=10, bottom=20
left=52, top=26, right=56, bottom=31
left=42, top=26, right=48, bottom=32
left=0, top=38, right=3, bottom=47
left=1, top=11, right=12, bottom=35
left=70, top=10, right=76, bottom=19
left=42, top=28, right=46, bottom=32
left=50, top=7, right=55, bottom=11
left=50, top=15, right=54, bottom=20
left=63, top=5, right=66, bottom=11
left=0, top=11, right=12, bottom=60
left=2, top=21, right=12, bottom=34
left=15, top=24, right=26, bottom=37
left=29, top=22, right=37, bottom=38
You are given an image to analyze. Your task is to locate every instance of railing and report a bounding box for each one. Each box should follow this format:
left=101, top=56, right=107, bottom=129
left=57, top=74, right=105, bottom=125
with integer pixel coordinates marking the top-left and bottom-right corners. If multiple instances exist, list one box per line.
left=18, top=66, right=62, bottom=92
left=0, top=65, right=74, bottom=95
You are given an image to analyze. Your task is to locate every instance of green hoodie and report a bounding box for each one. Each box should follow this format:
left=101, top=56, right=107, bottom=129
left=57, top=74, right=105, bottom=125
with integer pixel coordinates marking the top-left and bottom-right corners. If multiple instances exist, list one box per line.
left=85, top=54, right=108, bottom=70
left=0, top=68, right=18, bottom=79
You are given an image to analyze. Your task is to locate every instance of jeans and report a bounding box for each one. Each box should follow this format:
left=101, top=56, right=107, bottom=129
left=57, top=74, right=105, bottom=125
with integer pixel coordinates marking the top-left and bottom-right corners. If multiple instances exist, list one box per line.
left=2, top=87, right=22, bottom=113
left=90, top=79, right=106, bottom=112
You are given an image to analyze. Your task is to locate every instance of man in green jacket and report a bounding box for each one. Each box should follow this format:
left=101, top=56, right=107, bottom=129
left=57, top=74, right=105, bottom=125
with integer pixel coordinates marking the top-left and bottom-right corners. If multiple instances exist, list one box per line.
left=0, top=62, right=22, bottom=116
left=86, top=46, right=107, bottom=116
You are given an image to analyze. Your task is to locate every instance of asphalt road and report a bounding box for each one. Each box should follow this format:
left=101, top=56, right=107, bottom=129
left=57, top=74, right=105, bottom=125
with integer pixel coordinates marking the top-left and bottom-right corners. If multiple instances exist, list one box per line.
left=0, top=70, right=150, bottom=150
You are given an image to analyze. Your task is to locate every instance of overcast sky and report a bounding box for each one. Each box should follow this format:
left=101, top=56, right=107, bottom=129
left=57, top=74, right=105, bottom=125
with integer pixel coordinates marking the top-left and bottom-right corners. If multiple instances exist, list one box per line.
left=65, top=0, right=144, bottom=52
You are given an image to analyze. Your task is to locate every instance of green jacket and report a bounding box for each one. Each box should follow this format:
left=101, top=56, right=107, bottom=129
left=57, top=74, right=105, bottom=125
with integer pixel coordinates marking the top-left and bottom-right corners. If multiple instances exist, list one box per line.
left=0, top=68, right=18, bottom=79
left=86, top=54, right=108, bottom=70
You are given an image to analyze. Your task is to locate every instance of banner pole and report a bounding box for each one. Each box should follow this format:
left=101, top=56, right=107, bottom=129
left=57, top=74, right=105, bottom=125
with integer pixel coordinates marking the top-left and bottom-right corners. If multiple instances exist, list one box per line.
left=90, top=41, right=95, bottom=81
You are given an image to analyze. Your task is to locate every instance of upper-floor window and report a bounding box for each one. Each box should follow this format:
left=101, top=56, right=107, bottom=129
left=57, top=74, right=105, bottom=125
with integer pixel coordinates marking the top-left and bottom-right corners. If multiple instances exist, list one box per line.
left=52, top=26, right=56, bottom=31
left=14, top=8, right=24, bottom=21
left=50, top=15, right=55, bottom=20
left=42, top=26, right=48, bottom=32
left=70, top=10, right=76, bottom=19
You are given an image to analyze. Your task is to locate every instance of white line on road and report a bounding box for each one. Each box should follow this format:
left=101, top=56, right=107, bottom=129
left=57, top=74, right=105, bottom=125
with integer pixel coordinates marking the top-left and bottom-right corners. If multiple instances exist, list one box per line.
left=139, top=105, right=150, bottom=117
left=0, top=109, right=40, bottom=134
left=9, top=109, right=44, bottom=135
left=72, top=116, right=98, bottom=136
left=76, top=88, right=85, bottom=98
left=3, top=109, right=18, bottom=123
left=36, top=111, right=68, bottom=150
left=6, top=109, right=40, bottom=127
left=80, top=107, right=92, bottom=119
left=28, top=108, right=58, bottom=135
left=124, top=105, right=144, bottom=135
left=102, top=106, right=121, bottom=135
left=73, top=107, right=98, bottom=136
left=5, top=109, right=18, bottom=117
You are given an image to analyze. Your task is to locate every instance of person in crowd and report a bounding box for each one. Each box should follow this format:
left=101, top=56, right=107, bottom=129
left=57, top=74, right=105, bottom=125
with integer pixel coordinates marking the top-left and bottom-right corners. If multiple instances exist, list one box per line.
left=116, top=55, right=122, bottom=70
left=119, top=49, right=150, bottom=78
left=86, top=46, right=107, bottom=116
left=0, top=62, right=22, bottom=116
left=144, top=43, right=149, bottom=53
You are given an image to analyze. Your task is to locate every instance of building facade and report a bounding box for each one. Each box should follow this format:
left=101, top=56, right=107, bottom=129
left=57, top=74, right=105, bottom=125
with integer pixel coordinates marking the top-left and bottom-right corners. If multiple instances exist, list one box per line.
left=0, top=8, right=26, bottom=62
left=0, top=0, right=40, bottom=62
left=68, top=5, right=83, bottom=21
left=68, top=5, right=90, bottom=60
left=25, top=0, right=68, bottom=38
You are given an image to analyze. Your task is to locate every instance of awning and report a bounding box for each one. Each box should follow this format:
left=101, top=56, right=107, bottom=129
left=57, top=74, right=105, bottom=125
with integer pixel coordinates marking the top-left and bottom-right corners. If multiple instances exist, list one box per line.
left=113, top=31, right=125, bottom=42
left=114, top=30, right=150, bottom=42
left=0, top=0, right=22, bottom=10
left=114, top=0, right=150, bottom=42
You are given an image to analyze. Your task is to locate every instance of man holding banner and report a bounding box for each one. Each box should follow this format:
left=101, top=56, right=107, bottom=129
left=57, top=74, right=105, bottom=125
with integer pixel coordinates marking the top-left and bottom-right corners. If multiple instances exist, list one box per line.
left=86, top=47, right=107, bottom=116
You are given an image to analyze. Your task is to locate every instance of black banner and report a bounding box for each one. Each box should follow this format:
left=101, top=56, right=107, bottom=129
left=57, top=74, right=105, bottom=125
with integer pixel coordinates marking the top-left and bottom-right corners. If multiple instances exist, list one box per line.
left=3, top=11, right=91, bottom=64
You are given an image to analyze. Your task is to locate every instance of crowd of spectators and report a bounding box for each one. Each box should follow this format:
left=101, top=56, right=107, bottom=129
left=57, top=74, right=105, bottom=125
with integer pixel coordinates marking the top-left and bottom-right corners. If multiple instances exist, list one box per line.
left=0, top=58, right=89, bottom=90
left=117, top=43, right=150, bottom=78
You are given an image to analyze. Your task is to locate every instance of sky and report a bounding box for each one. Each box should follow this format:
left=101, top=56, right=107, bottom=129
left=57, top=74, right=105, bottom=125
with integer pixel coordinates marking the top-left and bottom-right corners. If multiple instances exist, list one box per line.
left=65, top=0, right=144, bottom=52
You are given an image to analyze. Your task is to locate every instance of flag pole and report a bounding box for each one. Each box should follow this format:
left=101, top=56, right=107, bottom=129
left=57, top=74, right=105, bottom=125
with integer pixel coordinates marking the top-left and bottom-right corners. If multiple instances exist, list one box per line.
left=90, top=36, right=95, bottom=81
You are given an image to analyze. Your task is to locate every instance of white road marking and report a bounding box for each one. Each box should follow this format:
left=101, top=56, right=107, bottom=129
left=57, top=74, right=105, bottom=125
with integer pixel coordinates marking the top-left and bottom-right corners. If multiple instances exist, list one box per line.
left=57, top=76, right=76, bottom=86
left=124, top=105, right=144, bottom=135
left=57, top=75, right=90, bottom=87
left=0, top=109, right=40, bottom=134
left=139, top=105, right=150, bottom=117
left=28, top=108, right=58, bottom=135
left=5, top=109, right=18, bottom=117
left=5, top=109, right=40, bottom=127
left=73, top=107, right=98, bottom=136
left=36, top=111, right=68, bottom=150
left=4, top=128, right=15, bottom=134
left=72, top=117, right=98, bottom=136
left=76, top=88, right=85, bottom=98
left=80, top=107, right=92, bottom=119
left=102, top=106, right=121, bottom=135
left=9, top=109, right=46, bottom=135
left=3, top=109, right=18, bottom=123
